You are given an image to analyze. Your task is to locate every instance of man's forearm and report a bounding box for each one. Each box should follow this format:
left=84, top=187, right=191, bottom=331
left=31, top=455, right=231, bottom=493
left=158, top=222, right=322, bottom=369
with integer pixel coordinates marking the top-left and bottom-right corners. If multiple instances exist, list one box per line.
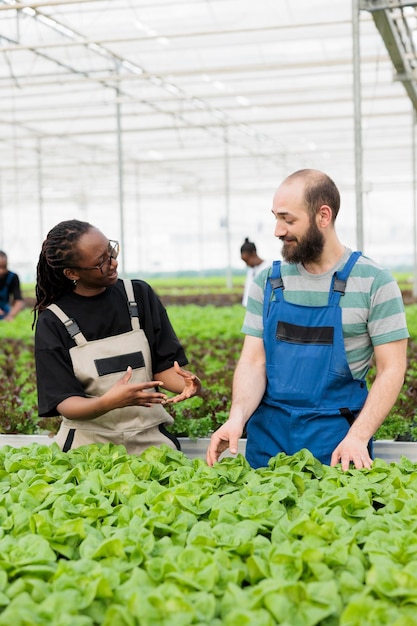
left=349, top=371, right=405, bottom=442
left=7, top=300, right=25, bottom=319
left=228, top=360, right=266, bottom=426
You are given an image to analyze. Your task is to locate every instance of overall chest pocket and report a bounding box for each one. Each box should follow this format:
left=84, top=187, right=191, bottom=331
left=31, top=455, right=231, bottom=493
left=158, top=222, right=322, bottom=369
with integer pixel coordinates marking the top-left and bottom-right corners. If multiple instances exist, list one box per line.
left=265, top=320, right=335, bottom=408
left=276, top=321, right=334, bottom=345
left=94, top=351, right=145, bottom=376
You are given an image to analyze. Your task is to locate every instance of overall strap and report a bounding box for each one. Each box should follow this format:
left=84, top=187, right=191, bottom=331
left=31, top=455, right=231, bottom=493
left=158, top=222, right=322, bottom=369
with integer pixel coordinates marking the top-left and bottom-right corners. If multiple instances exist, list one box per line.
left=328, top=251, right=362, bottom=306
left=47, top=304, right=87, bottom=346
left=264, top=260, right=284, bottom=318
left=123, top=279, right=140, bottom=331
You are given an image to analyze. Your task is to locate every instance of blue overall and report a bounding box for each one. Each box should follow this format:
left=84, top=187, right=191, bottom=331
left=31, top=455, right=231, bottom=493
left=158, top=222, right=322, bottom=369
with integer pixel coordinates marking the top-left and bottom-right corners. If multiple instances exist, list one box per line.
left=0, top=272, right=14, bottom=320
left=245, top=251, right=371, bottom=468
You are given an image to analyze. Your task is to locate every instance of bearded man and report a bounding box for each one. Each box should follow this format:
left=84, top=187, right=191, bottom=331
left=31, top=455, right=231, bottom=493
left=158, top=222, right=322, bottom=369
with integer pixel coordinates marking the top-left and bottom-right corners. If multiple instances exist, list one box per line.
left=207, top=169, right=409, bottom=471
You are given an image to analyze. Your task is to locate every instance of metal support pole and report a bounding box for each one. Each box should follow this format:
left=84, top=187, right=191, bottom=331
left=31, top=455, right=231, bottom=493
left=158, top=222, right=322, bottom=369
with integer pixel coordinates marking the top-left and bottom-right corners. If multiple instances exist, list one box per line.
left=198, top=190, right=204, bottom=276
left=224, top=126, right=233, bottom=289
left=116, top=88, right=125, bottom=272
left=0, top=174, right=3, bottom=250
left=352, top=0, right=364, bottom=252
left=413, top=108, right=417, bottom=297
left=37, top=137, right=44, bottom=243
left=134, top=161, right=142, bottom=273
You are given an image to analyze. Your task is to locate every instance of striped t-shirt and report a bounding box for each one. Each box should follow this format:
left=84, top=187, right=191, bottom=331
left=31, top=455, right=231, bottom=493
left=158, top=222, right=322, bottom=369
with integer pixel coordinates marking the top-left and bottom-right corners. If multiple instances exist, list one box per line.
left=242, top=248, right=409, bottom=379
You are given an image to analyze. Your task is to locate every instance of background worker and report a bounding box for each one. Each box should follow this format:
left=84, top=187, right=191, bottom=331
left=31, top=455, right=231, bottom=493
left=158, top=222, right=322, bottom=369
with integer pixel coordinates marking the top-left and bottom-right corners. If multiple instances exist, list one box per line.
left=33, top=219, right=202, bottom=455
left=0, top=250, right=25, bottom=321
left=208, top=169, right=409, bottom=471
left=240, top=237, right=271, bottom=307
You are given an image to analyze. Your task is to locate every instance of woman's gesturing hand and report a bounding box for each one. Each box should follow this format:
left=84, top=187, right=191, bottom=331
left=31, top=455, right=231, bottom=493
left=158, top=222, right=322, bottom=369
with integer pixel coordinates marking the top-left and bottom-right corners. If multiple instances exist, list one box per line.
left=110, top=366, right=169, bottom=408
left=163, top=360, right=202, bottom=404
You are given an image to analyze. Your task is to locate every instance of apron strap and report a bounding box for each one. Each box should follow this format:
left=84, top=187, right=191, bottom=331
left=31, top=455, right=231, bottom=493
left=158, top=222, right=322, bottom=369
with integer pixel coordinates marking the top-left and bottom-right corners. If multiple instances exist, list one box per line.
left=122, top=279, right=141, bottom=331
left=328, top=251, right=362, bottom=306
left=47, top=304, right=87, bottom=345
left=62, top=428, right=76, bottom=452
left=48, top=281, right=140, bottom=341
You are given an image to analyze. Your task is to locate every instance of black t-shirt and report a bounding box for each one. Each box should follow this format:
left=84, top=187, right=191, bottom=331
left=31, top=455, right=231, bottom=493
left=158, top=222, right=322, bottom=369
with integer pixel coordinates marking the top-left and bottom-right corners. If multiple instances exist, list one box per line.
left=34, top=279, right=188, bottom=417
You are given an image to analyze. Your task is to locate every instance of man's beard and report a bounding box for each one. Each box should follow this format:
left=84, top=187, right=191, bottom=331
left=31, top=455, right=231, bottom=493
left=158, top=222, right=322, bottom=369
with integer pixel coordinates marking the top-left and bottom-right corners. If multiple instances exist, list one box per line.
left=281, top=219, right=325, bottom=264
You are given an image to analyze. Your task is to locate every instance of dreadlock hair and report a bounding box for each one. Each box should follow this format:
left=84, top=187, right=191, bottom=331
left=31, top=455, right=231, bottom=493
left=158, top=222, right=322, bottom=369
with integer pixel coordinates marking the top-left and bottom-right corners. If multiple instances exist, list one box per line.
left=32, top=219, right=93, bottom=327
left=240, top=237, right=257, bottom=255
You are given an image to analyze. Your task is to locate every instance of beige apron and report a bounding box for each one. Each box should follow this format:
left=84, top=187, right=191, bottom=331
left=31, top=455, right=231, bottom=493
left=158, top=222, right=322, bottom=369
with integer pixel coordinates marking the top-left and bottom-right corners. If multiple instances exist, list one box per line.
left=47, top=279, right=179, bottom=454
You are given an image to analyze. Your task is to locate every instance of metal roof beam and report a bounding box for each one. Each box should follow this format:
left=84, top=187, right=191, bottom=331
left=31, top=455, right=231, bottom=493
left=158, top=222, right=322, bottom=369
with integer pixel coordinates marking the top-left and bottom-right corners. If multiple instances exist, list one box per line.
left=0, top=0, right=102, bottom=10
left=361, top=0, right=417, bottom=10
left=361, top=0, right=417, bottom=111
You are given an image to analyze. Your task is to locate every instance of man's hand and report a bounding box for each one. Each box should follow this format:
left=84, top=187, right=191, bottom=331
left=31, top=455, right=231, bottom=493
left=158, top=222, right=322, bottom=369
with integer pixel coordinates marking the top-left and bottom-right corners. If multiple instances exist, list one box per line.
left=206, top=420, right=243, bottom=466
left=330, top=433, right=373, bottom=471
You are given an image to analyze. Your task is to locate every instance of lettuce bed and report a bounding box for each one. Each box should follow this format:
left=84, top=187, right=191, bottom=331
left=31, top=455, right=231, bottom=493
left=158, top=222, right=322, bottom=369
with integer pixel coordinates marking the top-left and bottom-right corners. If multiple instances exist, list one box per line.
left=0, top=444, right=417, bottom=625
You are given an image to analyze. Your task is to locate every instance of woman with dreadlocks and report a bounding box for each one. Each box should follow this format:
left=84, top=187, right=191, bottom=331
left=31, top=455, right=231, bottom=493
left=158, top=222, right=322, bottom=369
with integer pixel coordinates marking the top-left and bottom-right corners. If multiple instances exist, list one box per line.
left=33, top=219, right=202, bottom=454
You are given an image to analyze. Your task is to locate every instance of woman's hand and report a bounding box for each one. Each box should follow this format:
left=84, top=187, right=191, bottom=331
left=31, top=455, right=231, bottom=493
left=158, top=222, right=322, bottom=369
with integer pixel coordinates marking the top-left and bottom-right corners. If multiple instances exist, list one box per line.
left=110, top=366, right=169, bottom=407
left=57, top=366, right=169, bottom=420
left=163, top=361, right=202, bottom=404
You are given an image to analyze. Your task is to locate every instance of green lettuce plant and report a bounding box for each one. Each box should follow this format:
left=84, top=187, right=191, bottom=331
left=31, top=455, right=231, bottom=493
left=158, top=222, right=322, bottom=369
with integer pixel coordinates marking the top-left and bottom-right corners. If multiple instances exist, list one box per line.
left=0, top=443, right=416, bottom=623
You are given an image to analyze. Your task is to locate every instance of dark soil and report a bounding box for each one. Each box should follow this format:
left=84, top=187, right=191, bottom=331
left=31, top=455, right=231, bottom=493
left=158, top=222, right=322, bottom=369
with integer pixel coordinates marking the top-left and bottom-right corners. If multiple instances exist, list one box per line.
left=25, top=293, right=242, bottom=309
left=25, top=289, right=417, bottom=309
left=158, top=293, right=241, bottom=307
left=401, top=290, right=417, bottom=306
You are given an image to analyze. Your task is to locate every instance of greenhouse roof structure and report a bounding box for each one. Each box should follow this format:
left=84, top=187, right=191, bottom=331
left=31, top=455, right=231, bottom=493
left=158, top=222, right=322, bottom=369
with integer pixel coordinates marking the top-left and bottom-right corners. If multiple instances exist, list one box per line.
left=1, top=0, right=417, bottom=277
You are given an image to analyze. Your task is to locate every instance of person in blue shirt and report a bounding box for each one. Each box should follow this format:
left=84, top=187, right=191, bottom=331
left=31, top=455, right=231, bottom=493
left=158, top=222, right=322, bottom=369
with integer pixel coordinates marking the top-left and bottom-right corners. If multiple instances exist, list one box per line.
left=0, top=251, right=25, bottom=321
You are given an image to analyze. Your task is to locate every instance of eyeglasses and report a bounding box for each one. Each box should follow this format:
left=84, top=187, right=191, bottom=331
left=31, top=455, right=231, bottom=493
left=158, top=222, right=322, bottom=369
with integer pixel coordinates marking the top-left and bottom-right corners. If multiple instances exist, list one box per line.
left=71, top=240, right=119, bottom=274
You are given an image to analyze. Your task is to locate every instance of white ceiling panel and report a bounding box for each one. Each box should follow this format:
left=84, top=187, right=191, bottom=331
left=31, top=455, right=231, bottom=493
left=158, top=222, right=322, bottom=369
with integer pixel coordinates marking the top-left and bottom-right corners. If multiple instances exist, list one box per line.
left=1, top=0, right=417, bottom=277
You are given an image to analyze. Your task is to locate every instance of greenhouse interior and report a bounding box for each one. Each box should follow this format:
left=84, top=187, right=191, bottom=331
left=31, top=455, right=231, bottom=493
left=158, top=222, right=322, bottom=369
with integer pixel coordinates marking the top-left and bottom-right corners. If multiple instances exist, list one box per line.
left=2, top=3, right=417, bottom=625
left=2, top=0, right=417, bottom=280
